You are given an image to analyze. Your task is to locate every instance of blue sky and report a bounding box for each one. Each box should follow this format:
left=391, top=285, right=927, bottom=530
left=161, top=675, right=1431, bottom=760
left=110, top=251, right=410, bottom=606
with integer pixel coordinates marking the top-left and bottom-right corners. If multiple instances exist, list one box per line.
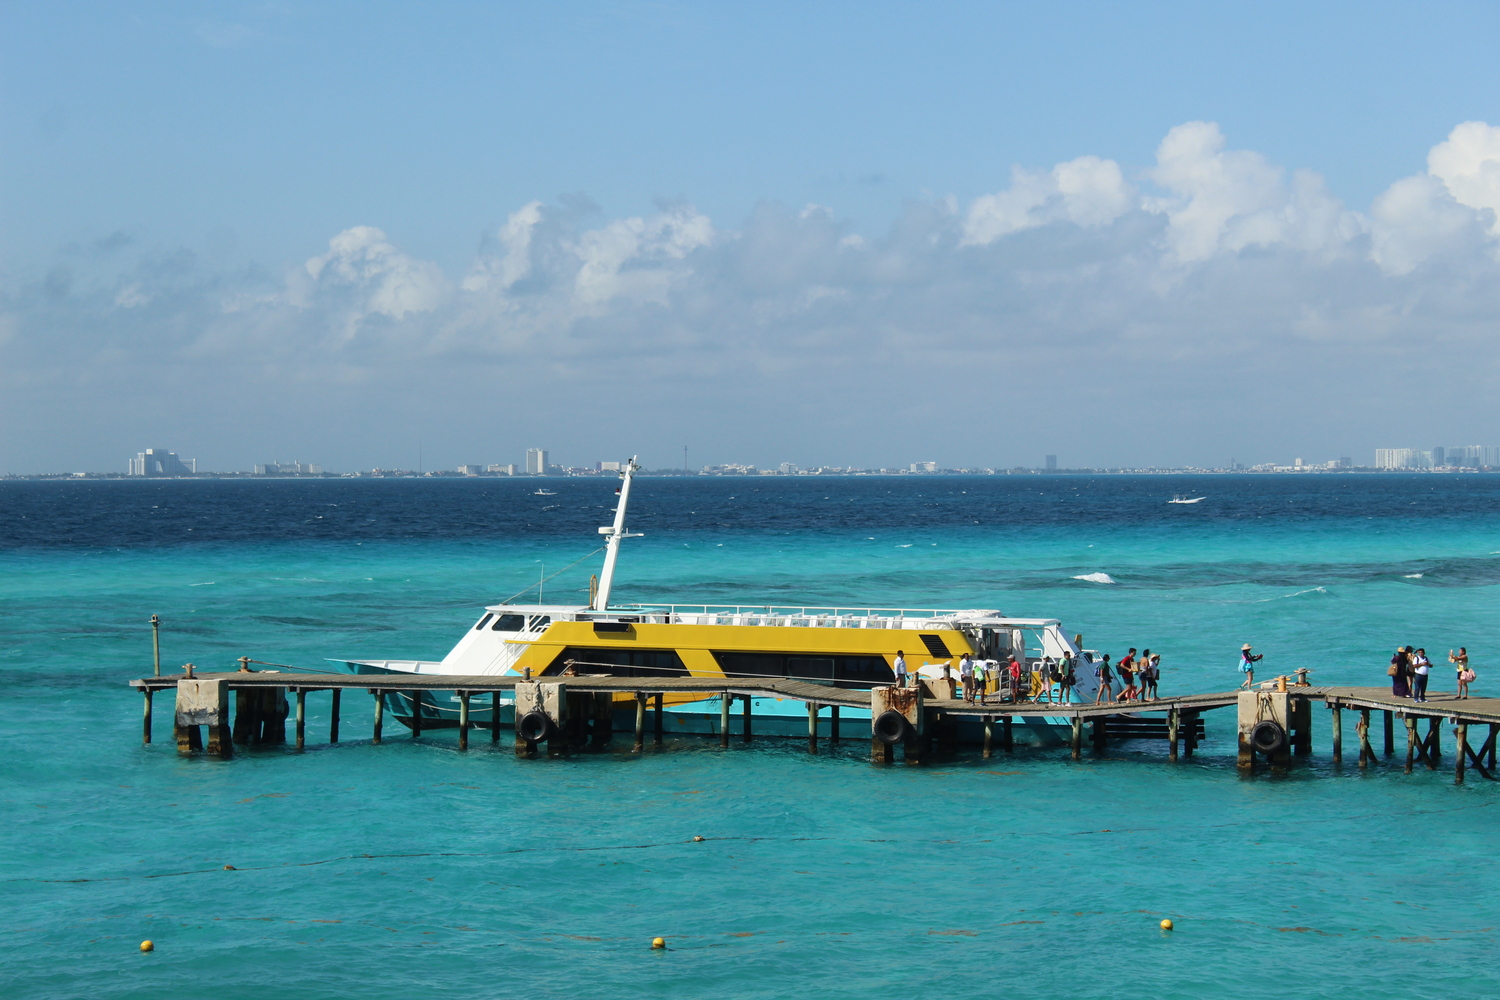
left=3, top=1, right=1500, bottom=472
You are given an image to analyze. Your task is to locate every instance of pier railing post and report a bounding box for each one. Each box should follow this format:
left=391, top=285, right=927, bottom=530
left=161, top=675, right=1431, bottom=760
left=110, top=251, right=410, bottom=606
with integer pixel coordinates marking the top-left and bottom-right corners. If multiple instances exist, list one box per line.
left=457, top=691, right=469, bottom=750
left=329, top=688, right=340, bottom=744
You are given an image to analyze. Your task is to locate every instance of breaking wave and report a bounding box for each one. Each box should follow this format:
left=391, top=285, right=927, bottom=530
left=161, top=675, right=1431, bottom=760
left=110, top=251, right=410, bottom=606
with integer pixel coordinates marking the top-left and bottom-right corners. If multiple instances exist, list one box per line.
left=1073, top=572, right=1116, bottom=584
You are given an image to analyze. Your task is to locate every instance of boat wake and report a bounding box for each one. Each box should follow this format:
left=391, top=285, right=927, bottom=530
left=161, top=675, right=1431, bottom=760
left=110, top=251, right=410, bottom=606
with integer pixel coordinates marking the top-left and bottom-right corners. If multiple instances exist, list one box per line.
left=1072, top=572, right=1116, bottom=584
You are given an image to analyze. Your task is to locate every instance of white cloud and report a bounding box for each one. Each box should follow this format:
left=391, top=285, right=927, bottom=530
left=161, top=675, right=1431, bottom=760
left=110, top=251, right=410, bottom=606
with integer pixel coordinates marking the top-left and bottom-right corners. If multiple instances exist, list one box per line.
left=963, top=155, right=1132, bottom=245
left=463, top=201, right=543, bottom=292
left=1427, top=121, right=1500, bottom=234
left=301, top=226, right=449, bottom=336
left=571, top=205, right=713, bottom=306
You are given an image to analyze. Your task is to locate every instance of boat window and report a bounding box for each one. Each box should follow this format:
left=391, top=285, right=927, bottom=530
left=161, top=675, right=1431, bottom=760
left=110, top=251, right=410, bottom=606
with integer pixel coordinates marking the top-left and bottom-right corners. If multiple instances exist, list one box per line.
left=786, top=657, right=834, bottom=681
left=714, top=652, right=896, bottom=689
left=474, top=613, right=494, bottom=631
left=546, top=647, right=687, bottom=677
left=491, top=614, right=526, bottom=632
left=527, top=615, right=552, bottom=631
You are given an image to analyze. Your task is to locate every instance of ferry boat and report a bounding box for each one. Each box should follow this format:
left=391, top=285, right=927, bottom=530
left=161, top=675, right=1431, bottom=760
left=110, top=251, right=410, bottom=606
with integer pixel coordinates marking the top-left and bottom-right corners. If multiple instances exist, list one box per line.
left=333, top=459, right=1103, bottom=744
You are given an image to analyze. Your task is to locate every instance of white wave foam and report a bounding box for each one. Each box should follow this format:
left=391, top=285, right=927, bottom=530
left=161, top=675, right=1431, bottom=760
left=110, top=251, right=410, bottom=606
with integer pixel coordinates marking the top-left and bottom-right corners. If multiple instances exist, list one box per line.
left=189, top=582, right=215, bottom=587
left=1073, top=572, right=1116, bottom=584
left=1251, top=586, right=1328, bottom=603
left=1404, top=573, right=1424, bottom=579
left=896, top=544, right=913, bottom=548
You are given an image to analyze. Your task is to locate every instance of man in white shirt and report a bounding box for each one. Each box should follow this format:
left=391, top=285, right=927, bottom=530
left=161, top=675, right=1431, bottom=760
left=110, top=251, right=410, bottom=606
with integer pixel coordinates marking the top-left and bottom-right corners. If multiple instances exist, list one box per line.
left=959, top=653, right=974, bottom=702
left=894, top=651, right=908, bottom=688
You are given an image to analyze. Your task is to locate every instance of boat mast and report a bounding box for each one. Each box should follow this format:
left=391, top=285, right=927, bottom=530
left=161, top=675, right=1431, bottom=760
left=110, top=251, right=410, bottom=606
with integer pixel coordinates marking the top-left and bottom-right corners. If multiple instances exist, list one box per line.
left=592, top=456, right=641, bottom=611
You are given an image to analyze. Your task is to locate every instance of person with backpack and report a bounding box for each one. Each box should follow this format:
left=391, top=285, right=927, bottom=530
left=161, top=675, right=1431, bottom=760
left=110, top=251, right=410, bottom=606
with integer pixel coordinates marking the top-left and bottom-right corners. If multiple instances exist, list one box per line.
left=1093, top=652, right=1114, bottom=704
left=1144, top=654, right=1161, bottom=701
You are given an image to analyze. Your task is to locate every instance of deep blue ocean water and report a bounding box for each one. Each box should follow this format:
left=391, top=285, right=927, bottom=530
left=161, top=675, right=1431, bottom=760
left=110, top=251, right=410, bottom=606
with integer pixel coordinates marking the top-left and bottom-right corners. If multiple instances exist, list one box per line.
left=3, top=474, right=1498, bottom=999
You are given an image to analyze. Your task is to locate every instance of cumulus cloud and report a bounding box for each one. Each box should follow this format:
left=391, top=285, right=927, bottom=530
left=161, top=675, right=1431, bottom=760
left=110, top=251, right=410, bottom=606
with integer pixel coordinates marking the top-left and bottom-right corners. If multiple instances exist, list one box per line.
left=6, top=120, right=1500, bottom=471
left=963, top=155, right=1132, bottom=244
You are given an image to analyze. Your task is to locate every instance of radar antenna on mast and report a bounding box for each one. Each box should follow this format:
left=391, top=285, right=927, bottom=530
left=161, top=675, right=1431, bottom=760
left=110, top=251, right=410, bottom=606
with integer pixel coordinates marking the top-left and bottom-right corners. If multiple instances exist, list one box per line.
left=592, top=456, right=642, bottom=612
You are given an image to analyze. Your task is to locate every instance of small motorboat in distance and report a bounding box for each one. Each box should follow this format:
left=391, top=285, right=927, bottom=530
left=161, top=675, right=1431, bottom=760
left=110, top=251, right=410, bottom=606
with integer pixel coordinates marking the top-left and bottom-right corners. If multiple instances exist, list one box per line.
left=533, top=489, right=557, bottom=496
left=1168, top=495, right=1206, bottom=504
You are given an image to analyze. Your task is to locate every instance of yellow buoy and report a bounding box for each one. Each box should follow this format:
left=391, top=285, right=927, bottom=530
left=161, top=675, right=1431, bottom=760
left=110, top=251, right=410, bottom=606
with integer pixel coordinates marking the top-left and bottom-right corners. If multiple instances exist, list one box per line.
left=651, top=937, right=666, bottom=949
left=140, top=940, right=154, bottom=953
left=1160, top=919, right=1173, bottom=931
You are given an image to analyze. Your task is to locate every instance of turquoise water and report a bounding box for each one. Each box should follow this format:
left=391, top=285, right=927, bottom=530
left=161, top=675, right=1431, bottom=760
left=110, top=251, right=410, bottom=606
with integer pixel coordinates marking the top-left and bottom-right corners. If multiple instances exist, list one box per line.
left=4, top=475, right=1498, bottom=998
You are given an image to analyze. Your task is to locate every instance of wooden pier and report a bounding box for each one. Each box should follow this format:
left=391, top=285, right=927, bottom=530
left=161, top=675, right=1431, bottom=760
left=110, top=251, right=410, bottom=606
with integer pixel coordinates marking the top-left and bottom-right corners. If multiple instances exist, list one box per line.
left=129, top=670, right=1500, bottom=782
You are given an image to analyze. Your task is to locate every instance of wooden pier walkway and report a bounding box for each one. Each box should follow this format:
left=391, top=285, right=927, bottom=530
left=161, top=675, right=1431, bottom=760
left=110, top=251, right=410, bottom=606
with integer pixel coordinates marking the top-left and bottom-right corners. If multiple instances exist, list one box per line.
left=129, top=670, right=1500, bottom=782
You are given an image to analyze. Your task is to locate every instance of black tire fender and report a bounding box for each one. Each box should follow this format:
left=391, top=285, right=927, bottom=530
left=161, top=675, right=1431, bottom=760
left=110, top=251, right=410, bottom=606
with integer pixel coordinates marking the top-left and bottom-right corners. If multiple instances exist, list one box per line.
left=1250, top=719, right=1288, bottom=755
left=873, top=710, right=909, bottom=745
left=517, top=710, right=552, bottom=743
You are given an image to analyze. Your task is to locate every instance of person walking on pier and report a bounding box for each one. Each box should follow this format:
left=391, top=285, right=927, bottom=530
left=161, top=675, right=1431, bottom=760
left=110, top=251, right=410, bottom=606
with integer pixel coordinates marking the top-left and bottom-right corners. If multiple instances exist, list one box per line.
left=974, top=657, right=989, bottom=705
left=1390, top=647, right=1411, bottom=698
left=1060, top=652, right=1077, bottom=704
left=1451, top=647, right=1473, bottom=699
left=1238, top=644, right=1262, bottom=689
left=1143, top=654, right=1161, bottom=701
left=1093, top=653, right=1114, bottom=704
left=1412, top=648, right=1431, bottom=702
left=959, top=652, right=975, bottom=703
left=894, top=650, right=908, bottom=688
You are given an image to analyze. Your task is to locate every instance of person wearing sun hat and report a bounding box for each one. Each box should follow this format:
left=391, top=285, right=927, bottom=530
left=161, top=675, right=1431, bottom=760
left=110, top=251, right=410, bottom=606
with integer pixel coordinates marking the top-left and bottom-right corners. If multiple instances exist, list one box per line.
left=1238, top=643, right=1263, bottom=689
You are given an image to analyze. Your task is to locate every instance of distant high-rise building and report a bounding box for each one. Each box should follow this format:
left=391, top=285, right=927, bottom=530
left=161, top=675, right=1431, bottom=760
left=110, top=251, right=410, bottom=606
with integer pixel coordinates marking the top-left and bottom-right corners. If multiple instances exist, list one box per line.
left=488, top=464, right=516, bottom=475
left=1376, top=449, right=1418, bottom=469
left=129, top=449, right=195, bottom=476
left=254, top=461, right=321, bottom=475
left=597, top=461, right=623, bottom=472
left=526, top=449, right=549, bottom=475
left=909, top=462, right=938, bottom=473
left=1045, top=455, right=1057, bottom=471
left=1432, top=447, right=1445, bottom=468
left=779, top=462, right=798, bottom=474
left=458, top=465, right=482, bottom=476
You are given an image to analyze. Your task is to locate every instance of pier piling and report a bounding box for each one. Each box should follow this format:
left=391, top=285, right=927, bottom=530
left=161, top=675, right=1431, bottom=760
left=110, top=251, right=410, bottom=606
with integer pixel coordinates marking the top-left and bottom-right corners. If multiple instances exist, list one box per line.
left=457, top=691, right=469, bottom=750
left=807, top=702, right=817, bottom=754
left=720, top=693, right=730, bottom=747
left=295, top=689, right=306, bottom=749
left=1427, top=717, right=1441, bottom=768
left=1003, top=715, right=1013, bottom=752
left=1456, top=724, right=1468, bottom=784
left=982, top=717, right=993, bottom=759
left=410, top=692, right=422, bottom=739
left=1357, top=709, right=1372, bottom=767
left=1092, top=715, right=1107, bottom=753
left=1384, top=711, right=1394, bottom=755
left=830, top=705, right=840, bottom=744
left=1070, top=717, right=1082, bottom=760
left=743, top=696, right=752, bottom=743
left=1168, top=708, right=1179, bottom=761
left=634, top=692, right=645, bottom=752
left=330, top=689, right=340, bottom=743
left=142, top=689, right=153, bottom=745
left=1405, top=716, right=1417, bottom=773
left=372, top=691, right=383, bottom=744
left=654, top=693, right=664, bottom=746
left=491, top=692, right=501, bottom=743
left=1331, top=705, right=1342, bottom=762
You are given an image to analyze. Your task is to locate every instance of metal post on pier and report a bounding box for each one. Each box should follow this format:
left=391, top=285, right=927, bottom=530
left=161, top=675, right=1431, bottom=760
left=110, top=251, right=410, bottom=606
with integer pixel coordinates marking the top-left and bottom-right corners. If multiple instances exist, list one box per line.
left=329, top=689, right=340, bottom=743
left=720, top=692, right=730, bottom=747
left=150, top=614, right=161, bottom=677
left=457, top=691, right=469, bottom=750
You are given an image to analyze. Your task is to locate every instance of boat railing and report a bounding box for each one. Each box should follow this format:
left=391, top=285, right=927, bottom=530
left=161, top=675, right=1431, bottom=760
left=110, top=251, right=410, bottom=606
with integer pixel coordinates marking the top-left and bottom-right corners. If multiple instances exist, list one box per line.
left=604, top=604, right=985, bottom=628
